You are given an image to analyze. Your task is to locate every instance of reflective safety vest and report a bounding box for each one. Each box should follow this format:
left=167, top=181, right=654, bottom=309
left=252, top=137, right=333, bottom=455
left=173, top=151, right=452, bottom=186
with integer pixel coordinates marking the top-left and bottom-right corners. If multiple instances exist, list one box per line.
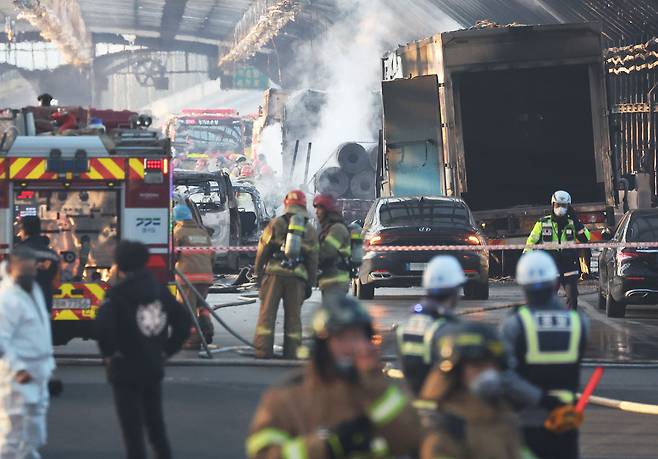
left=516, top=306, right=583, bottom=394
left=397, top=312, right=448, bottom=395
left=527, top=216, right=590, bottom=277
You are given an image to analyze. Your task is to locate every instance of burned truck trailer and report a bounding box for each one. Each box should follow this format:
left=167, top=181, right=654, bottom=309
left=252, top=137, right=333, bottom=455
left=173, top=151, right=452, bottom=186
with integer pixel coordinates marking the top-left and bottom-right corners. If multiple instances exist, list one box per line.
left=381, top=23, right=617, bottom=257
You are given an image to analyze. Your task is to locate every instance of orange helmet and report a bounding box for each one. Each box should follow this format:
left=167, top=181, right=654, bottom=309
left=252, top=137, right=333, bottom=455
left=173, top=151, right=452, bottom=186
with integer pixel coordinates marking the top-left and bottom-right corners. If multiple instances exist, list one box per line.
left=284, top=189, right=307, bottom=208
left=313, top=193, right=338, bottom=212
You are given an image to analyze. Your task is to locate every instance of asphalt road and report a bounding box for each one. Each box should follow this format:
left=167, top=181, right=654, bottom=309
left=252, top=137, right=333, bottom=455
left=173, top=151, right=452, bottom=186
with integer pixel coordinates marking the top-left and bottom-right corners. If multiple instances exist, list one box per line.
left=46, top=283, right=658, bottom=458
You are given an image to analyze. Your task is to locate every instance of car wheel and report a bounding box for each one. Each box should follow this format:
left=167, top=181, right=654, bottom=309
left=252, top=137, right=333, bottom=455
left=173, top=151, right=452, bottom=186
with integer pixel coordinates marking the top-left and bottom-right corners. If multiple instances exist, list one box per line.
left=357, top=280, right=375, bottom=300
left=606, top=290, right=626, bottom=318
left=464, top=281, right=489, bottom=301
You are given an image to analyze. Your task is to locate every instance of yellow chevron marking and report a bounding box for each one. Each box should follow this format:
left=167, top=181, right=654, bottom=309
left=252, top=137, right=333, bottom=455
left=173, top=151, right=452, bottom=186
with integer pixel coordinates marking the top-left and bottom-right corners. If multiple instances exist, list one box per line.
left=99, top=159, right=125, bottom=179
left=9, top=158, right=30, bottom=178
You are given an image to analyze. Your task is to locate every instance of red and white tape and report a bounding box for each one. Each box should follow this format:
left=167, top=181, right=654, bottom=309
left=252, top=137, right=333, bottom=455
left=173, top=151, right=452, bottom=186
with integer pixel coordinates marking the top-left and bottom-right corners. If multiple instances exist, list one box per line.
left=177, top=240, right=658, bottom=254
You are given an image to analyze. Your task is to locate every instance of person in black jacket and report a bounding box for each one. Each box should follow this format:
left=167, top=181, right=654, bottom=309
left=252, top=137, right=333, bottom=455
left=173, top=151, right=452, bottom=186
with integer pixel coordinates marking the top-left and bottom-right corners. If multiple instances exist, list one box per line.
left=16, top=216, right=59, bottom=312
left=95, top=241, right=190, bottom=459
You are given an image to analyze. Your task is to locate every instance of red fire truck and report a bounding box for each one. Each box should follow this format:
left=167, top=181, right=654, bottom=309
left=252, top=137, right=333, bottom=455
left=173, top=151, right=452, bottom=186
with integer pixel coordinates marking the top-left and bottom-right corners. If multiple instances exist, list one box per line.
left=0, top=128, right=173, bottom=345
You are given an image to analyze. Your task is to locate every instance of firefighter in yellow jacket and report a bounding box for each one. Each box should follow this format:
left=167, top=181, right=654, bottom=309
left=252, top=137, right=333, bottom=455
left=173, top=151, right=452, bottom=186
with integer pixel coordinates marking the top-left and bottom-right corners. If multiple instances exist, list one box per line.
left=246, top=296, right=420, bottom=458
left=173, top=203, right=214, bottom=348
left=418, top=321, right=535, bottom=459
left=254, top=190, right=319, bottom=359
left=314, top=193, right=351, bottom=306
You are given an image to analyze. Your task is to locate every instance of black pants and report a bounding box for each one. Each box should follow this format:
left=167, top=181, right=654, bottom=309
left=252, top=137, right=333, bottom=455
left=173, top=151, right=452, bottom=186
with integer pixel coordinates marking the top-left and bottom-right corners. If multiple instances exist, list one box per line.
left=560, top=275, right=579, bottom=310
left=112, top=382, right=172, bottom=459
left=524, top=427, right=578, bottom=459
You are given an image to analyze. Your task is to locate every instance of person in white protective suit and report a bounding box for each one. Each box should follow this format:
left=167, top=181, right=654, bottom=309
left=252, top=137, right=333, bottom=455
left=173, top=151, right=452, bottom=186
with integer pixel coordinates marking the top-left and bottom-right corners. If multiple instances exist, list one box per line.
left=0, top=245, right=55, bottom=459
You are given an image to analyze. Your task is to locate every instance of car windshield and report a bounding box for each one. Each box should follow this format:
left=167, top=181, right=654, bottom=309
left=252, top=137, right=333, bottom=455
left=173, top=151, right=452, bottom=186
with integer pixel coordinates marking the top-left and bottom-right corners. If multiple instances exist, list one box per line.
left=626, top=214, right=658, bottom=242
left=378, top=198, right=471, bottom=227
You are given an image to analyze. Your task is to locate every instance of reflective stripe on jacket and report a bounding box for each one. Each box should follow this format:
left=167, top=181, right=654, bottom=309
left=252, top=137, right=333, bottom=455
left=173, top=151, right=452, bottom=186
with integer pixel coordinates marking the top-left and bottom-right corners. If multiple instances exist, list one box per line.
left=318, top=217, right=351, bottom=289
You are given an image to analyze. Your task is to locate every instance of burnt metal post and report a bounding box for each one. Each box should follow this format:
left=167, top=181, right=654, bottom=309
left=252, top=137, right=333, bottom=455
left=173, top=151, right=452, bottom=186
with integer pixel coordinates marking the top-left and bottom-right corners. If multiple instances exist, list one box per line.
left=289, top=139, right=300, bottom=181
left=303, top=142, right=312, bottom=184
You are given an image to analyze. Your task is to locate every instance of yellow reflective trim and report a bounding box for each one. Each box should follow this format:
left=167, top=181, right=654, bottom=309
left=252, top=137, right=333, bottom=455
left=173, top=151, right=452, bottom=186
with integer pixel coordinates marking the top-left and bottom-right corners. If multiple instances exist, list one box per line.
left=351, top=233, right=363, bottom=240
left=53, top=310, right=80, bottom=321
left=324, top=234, right=343, bottom=251
left=86, top=165, right=104, bottom=180
left=9, top=157, right=30, bottom=178
left=399, top=341, right=426, bottom=357
left=549, top=390, right=575, bottom=404
left=256, top=326, right=273, bottom=336
left=318, top=272, right=350, bottom=289
left=413, top=399, right=437, bottom=410
left=521, top=447, right=538, bottom=459
left=86, top=283, right=107, bottom=302
left=246, top=428, right=290, bottom=457
left=25, top=160, right=46, bottom=179
left=282, top=438, right=308, bottom=459
left=371, top=437, right=389, bottom=457
left=455, top=333, right=483, bottom=346
left=99, top=158, right=125, bottom=179
left=129, top=158, right=144, bottom=178
left=368, top=386, right=407, bottom=426
left=168, top=284, right=177, bottom=296
left=288, top=224, right=305, bottom=232
left=518, top=307, right=581, bottom=364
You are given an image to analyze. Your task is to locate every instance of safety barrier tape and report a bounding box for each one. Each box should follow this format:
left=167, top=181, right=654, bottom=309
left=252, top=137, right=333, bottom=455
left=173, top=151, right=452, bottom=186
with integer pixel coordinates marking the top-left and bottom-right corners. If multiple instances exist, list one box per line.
left=176, top=240, right=658, bottom=253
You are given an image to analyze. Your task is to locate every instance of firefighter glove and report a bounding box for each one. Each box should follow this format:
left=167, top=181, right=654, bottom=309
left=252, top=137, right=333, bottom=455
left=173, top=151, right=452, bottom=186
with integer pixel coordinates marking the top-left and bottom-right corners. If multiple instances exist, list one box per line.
left=544, top=404, right=583, bottom=433
left=325, top=415, right=373, bottom=458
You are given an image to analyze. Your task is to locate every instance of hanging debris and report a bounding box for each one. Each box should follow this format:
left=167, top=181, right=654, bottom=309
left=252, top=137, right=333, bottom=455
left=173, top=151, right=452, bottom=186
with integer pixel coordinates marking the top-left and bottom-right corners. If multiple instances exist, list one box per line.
left=15, top=0, right=92, bottom=67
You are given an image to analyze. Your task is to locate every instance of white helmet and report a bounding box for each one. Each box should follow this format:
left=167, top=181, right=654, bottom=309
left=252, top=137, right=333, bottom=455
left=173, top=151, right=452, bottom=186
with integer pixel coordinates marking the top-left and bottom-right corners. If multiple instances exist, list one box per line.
left=423, top=256, right=467, bottom=293
left=551, top=190, right=571, bottom=206
left=516, top=251, right=559, bottom=287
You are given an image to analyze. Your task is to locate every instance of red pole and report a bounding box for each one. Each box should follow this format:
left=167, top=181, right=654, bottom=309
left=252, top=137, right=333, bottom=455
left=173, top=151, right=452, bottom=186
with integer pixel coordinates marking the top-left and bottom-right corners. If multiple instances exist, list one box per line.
left=576, top=367, right=604, bottom=413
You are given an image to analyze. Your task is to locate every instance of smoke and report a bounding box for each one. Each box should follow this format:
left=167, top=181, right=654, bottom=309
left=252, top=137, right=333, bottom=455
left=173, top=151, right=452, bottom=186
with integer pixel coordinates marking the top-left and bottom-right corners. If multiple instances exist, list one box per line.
left=257, top=122, right=284, bottom=175
left=291, top=0, right=462, bottom=177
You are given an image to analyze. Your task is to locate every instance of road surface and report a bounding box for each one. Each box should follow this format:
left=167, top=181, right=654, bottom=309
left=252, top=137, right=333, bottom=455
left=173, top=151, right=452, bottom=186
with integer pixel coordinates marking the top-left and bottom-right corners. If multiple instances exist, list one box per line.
left=46, top=282, right=658, bottom=458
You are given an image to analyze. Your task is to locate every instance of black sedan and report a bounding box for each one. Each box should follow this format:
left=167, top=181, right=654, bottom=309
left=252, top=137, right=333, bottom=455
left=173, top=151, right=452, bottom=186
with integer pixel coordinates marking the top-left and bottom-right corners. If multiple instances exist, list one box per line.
left=354, top=196, right=489, bottom=300
left=598, top=209, right=658, bottom=318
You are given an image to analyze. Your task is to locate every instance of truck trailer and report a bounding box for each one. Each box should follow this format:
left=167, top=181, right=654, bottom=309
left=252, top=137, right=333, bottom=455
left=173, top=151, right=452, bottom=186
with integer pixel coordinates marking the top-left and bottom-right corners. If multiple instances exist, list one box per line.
left=381, top=23, right=617, bottom=271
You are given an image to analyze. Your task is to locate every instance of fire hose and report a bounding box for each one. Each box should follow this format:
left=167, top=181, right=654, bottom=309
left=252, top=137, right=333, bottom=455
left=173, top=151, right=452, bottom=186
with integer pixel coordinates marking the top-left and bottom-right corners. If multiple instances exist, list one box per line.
left=175, top=268, right=255, bottom=359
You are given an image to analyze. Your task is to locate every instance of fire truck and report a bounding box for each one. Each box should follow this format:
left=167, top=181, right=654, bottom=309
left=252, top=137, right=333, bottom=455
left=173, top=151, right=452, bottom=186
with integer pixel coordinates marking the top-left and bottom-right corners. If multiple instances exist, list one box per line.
left=0, top=127, right=173, bottom=345
left=163, top=108, right=254, bottom=166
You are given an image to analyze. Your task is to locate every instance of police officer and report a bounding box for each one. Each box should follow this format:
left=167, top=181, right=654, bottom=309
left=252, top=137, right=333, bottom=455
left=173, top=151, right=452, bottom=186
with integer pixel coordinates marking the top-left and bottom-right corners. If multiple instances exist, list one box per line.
left=253, top=190, right=319, bottom=359
left=526, top=191, right=590, bottom=310
left=246, top=296, right=420, bottom=459
left=501, top=251, right=588, bottom=459
left=396, top=255, right=464, bottom=395
left=314, top=193, right=351, bottom=306
left=418, top=321, right=533, bottom=459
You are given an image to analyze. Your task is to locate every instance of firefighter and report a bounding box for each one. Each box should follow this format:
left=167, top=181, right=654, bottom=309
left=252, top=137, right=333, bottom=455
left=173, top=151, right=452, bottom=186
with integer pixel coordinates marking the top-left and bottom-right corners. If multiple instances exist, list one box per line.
left=253, top=190, right=319, bottom=359
left=173, top=203, right=215, bottom=349
left=418, top=321, right=533, bottom=459
left=246, top=296, right=420, bottom=458
left=396, top=255, right=464, bottom=395
left=501, top=250, right=588, bottom=459
left=314, top=193, right=351, bottom=306
left=525, top=191, right=590, bottom=310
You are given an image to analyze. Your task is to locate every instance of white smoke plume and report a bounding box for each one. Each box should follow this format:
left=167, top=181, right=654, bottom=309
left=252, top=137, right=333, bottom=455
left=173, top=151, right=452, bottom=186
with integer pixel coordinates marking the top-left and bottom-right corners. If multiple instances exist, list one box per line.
left=257, top=122, right=284, bottom=175
left=292, top=0, right=462, bottom=177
